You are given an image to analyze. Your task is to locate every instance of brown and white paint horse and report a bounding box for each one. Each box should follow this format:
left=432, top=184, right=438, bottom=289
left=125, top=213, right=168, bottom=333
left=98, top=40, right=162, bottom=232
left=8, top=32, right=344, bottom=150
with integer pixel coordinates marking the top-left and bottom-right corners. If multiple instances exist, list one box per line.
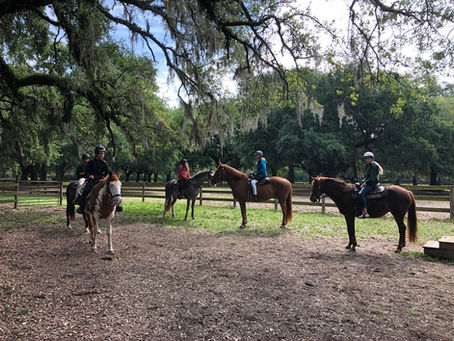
left=86, top=172, right=122, bottom=254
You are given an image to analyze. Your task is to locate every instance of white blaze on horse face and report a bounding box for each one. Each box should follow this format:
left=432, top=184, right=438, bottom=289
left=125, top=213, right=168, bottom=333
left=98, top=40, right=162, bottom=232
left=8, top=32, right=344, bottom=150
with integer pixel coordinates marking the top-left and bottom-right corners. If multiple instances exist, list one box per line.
left=110, top=180, right=122, bottom=206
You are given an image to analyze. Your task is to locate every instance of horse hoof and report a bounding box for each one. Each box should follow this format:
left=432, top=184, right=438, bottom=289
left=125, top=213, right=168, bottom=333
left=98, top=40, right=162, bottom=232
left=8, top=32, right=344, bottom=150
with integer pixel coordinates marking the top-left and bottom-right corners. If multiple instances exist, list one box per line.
left=350, top=246, right=356, bottom=252
left=395, top=248, right=402, bottom=253
left=239, top=225, right=246, bottom=229
left=108, top=250, right=115, bottom=255
left=85, top=228, right=89, bottom=233
left=345, top=244, right=351, bottom=249
left=280, top=225, right=286, bottom=229
left=97, top=230, right=102, bottom=235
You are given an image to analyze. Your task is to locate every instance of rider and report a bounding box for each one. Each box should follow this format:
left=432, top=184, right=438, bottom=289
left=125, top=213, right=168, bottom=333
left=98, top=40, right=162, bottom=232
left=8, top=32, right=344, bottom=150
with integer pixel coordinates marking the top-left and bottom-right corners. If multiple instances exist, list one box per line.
left=358, top=151, right=383, bottom=219
left=177, top=159, right=191, bottom=199
left=76, top=153, right=91, bottom=179
left=77, top=145, right=110, bottom=214
left=250, top=150, right=268, bottom=201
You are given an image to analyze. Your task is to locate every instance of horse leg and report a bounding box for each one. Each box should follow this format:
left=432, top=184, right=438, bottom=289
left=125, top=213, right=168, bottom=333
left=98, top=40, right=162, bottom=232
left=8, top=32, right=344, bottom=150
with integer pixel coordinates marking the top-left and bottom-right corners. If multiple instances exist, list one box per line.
left=345, top=214, right=358, bottom=251
left=393, top=214, right=407, bottom=253
left=191, top=198, right=196, bottom=220
left=89, top=216, right=98, bottom=252
left=239, top=201, right=248, bottom=229
left=171, top=196, right=177, bottom=217
left=278, top=197, right=287, bottom=229
left=184, top=198, right=190, bottom=221
left=83, top=212, right=89, bottom=233
left=106, top=218, right=114, bottom=254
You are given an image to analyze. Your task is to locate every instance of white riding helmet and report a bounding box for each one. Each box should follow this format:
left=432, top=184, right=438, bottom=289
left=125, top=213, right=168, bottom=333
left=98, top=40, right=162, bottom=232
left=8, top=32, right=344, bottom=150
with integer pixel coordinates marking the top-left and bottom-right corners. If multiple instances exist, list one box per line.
left=363, top=151, right=374, bottom=159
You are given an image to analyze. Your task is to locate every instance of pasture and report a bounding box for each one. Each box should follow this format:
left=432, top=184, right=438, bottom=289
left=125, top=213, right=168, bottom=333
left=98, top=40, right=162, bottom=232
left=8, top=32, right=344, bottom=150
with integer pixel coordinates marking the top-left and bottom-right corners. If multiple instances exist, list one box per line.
left=1, top=202, right=454, bottom=340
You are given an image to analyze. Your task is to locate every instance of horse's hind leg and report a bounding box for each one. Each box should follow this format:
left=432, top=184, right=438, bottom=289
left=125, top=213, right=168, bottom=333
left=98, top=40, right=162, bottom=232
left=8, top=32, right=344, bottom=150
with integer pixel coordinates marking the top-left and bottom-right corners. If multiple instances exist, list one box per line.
left=278, top=197, right=287, bottom=228
left=184, top=199, right=190, bottom=221
left=393, top=214, right=407, bottom=253
left=171, top=197, right=177, bottom=217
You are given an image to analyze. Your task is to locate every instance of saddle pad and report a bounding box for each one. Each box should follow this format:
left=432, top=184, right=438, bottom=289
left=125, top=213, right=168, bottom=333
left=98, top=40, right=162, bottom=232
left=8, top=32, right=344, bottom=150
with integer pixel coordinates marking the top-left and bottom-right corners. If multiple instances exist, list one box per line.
left=257, top=178, right=271, bottom=185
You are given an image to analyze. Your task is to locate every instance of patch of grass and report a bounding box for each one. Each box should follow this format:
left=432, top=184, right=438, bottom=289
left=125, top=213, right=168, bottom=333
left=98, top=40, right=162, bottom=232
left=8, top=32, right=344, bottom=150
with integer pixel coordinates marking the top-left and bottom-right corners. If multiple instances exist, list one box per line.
left=17, top=306, right=28, bottom=315
left=402, top=251, right=454, bottom=265
left=4, top=306, right=12, bottom=314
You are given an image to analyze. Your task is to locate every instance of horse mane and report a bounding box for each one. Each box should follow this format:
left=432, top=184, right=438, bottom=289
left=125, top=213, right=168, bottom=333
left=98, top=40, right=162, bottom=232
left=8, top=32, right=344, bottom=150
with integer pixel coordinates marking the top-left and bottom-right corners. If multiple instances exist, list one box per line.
left=191, top=170, right=211, bottom=181
left=221, top=164, right=248, bottom=179
left=318, top=177, right=354, bottom=192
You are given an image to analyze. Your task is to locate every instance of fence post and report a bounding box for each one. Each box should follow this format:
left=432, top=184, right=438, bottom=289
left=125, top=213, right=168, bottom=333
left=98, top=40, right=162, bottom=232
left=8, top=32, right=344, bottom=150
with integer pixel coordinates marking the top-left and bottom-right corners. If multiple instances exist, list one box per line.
left=142, top=182, right=145, bottom=203
left=59, top=182, right=63, bottom=205
left=450, top=186, right=454, bottom=220
left=199, top=188, right=203, bottom=206
left=321, top=197, right=326, bottom=214
left=14, top=180, right=19, bottom=209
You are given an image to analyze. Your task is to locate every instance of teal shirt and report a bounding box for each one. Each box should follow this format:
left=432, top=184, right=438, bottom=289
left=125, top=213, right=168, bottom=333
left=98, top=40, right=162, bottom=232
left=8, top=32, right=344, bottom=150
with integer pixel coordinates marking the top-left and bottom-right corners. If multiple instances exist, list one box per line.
left=362, top=162, right=380, bottom=187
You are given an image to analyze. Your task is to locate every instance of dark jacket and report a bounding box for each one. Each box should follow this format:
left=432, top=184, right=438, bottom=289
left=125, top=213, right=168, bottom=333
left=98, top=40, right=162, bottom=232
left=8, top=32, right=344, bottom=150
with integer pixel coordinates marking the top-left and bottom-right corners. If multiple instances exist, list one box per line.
left=362, top=162, right=380, bottom=187
left=86, top=158, right=110, bottom=181
left=255, top=159, right=268, bottom=180
left=76, top=164, right=88, bottom=179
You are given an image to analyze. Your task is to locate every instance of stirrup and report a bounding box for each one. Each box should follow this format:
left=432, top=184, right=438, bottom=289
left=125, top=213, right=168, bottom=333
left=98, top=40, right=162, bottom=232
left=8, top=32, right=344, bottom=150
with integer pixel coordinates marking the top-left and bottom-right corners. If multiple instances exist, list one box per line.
left=358, top=213, right=370, bottom=219
left=250, top=195, right=258, bottom=201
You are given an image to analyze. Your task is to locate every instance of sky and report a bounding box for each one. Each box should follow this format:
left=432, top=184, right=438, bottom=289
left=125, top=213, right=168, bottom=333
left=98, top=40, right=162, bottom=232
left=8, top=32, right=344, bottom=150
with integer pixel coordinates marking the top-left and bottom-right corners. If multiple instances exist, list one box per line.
left=109, top=0, right=352, bottom=108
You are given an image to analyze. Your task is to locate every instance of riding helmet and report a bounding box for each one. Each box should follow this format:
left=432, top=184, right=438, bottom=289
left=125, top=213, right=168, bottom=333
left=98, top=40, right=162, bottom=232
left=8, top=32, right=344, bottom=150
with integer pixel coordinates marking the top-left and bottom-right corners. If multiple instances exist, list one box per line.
left=182, top=159, right=188, bottom=164
left=81, top=153, right=91, bottom=160
left=255, top=150, right=263, bottom=157
left=363, top=151, right=374, bottom=159
left=95, top=145, right=107, bottom=155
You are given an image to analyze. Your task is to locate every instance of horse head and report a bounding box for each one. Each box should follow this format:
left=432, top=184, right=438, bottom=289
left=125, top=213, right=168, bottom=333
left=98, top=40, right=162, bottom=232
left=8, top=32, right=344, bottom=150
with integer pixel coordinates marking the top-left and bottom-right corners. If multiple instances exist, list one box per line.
left=310, top=176, right=323, bottom=203
left=207, top=169, right=215, bottom=187
left=211, top=163, right=225, bottom=186
left=107, top=172, right=123, bottom=207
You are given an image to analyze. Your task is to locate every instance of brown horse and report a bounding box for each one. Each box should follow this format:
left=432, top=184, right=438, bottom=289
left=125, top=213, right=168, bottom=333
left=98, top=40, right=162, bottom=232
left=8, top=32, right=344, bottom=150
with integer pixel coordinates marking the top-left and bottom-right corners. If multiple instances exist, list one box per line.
left=310, top=177, right=417, bottom=252
left=211, top=163, right=293, bottom=229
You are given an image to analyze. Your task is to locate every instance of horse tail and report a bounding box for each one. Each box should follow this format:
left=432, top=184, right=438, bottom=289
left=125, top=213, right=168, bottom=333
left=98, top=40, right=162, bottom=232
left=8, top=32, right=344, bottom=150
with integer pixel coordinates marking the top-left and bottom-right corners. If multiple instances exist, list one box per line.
left=286, top=184, right=293, bottom=223
left=407, top=191, right=418, bottom=243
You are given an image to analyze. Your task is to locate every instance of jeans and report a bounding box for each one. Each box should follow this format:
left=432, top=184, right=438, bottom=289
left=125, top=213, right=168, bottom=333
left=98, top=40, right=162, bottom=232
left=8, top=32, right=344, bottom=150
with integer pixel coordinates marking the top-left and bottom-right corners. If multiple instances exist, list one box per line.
left=251, top=179, right=259, bottom=195
left=359, top=185, right=373, bottom=209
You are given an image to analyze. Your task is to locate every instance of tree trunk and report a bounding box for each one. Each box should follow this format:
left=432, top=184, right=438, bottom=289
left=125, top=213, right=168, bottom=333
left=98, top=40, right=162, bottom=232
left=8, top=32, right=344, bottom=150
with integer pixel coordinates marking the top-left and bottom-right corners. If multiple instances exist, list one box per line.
left=166, top=171, right=171, bottom=182
left=55, top=165, right=65, bottom=181
left=412, top=175, right=417, bottom=186
left=39, top=164, right=47, bottom=181
left=288, top=163, right=295, bottom=183
left=31, top=164, right=40, bottom=180
left=153, top=172, right=158, bottom=182
left=135, top=171, right=141, bottom=182
left=430, top=167, right=440, bottom=185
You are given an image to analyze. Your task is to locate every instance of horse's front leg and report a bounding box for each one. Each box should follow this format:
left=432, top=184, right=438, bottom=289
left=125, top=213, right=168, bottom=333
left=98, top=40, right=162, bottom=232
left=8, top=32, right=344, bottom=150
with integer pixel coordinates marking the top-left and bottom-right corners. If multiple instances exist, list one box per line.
left=83, top=212, right=89, bottom=233
left=191, top=198, right=196, bottom=220
left=106, top=218, right=114, bottom=255
left=184, top=198, right=190, bottom=221
left=239, top=201, right=248, bottom=229
left=89, top=216, right=98, bottom=252
left=344, top=214, right=357, bottom=251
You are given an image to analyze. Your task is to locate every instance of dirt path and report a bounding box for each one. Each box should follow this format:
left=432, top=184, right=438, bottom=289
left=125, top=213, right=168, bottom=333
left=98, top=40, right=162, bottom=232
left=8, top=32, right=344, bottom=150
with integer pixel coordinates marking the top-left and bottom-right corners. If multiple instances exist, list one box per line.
left=1, top=218, right=453, bottom=340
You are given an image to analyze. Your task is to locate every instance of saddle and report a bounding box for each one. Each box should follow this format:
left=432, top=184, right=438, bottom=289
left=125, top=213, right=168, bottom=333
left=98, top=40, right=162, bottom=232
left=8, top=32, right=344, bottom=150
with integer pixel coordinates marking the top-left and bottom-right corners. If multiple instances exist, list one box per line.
left=353, top=183, right=387, bottom=200
left=248, top=177, right=271, bottom=185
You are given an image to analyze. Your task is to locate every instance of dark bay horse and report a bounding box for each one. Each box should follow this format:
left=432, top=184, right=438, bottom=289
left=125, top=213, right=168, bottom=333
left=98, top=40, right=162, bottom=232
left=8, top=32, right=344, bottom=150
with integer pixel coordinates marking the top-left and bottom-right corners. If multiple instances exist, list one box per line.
left=309, top=177, right=417, bottom=252
left=66, top=181, right=89, bottom=230
left=163, top=170, right=213, bottom=220
left=211, top=163, right=293, bottom=229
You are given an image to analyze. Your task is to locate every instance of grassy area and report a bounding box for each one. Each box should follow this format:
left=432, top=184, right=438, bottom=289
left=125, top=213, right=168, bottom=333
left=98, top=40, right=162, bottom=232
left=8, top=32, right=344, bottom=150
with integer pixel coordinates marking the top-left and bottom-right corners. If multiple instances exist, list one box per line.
left=2, top=201, right=453, bottom=246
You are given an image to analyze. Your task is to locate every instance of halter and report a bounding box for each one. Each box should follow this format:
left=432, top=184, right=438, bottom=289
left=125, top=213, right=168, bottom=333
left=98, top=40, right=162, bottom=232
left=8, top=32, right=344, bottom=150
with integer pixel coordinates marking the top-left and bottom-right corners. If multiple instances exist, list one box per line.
left=106, top=179, right=122, bottom=199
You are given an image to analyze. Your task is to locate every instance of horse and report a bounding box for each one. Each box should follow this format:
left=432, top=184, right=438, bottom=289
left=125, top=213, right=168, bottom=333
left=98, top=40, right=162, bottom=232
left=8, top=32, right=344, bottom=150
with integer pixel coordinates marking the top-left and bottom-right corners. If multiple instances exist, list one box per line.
left=85, top=172, right=123, bottom=254
left=211, top=163, right=293, bottom=229
left=163, top=170, right=214, bottom=220
left=66, top=180, right=89, bottom=230
left=309, top=177, right=417, bottom=252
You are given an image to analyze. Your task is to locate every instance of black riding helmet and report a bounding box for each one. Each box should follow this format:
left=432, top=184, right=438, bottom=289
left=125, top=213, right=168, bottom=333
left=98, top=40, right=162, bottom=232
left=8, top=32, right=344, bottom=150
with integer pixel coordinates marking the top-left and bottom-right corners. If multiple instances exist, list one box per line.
left=95, top=145, right=106, bottom=155
left=181, top=158, right=188, bottom=164
left=82, top=153, right=91, bottom=160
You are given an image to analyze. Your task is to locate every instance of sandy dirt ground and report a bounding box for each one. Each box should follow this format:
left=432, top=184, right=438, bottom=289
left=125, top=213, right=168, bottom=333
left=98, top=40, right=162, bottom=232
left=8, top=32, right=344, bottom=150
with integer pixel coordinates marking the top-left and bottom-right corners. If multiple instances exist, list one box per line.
left=1, top=207, right=453, bottom=341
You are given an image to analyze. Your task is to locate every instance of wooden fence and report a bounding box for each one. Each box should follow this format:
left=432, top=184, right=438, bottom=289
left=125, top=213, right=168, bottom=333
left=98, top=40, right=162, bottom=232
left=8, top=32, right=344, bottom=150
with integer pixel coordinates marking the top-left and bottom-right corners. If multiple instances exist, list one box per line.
left=1, top=180, right=453, bottom=219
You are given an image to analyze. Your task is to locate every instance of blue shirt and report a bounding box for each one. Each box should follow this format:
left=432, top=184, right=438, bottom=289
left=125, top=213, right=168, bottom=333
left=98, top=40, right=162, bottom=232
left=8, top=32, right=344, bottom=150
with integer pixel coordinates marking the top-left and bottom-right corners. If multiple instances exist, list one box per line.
left=255, top=159, right=268, bottom=179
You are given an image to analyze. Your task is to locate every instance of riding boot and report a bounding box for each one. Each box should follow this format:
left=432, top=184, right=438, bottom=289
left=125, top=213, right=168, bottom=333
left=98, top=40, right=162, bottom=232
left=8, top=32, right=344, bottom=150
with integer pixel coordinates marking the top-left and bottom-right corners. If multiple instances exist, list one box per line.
left=251, top=194, right=257, bottom=201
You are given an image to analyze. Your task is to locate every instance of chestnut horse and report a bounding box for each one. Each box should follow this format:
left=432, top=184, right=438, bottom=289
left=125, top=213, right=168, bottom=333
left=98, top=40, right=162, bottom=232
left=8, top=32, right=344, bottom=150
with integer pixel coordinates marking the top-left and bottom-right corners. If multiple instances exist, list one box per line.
left=310, top=177, right=417, bottom=252
left=86, top=172, right=123, bottom=254
left=212, top=163, right=292, bottom=229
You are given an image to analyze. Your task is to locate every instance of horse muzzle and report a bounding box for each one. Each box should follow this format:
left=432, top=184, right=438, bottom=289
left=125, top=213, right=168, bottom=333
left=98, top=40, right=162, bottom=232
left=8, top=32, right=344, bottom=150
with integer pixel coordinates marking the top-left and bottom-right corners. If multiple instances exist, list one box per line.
left=112, top=194, right=122, bottom=206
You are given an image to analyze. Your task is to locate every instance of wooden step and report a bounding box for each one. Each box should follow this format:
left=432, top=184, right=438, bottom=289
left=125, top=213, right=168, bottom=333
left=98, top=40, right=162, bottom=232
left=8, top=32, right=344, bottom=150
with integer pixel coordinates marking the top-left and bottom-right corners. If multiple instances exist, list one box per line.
left=439, top=236, right=454, bottom=251
left=423, top=240, right=454, bottom=259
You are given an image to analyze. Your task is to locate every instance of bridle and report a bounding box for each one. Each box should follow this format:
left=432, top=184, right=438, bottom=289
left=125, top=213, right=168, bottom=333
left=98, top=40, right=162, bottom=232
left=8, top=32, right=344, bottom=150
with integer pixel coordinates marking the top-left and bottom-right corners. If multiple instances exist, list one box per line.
left=212, top=166, right=225, bottom=185
left=107, top=179, right=122, bottom=200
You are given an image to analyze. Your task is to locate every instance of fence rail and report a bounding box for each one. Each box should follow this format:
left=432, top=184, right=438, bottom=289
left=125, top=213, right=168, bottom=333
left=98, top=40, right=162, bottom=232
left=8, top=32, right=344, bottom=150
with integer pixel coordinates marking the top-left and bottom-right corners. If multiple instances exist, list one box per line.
left=1, top=180, right=453, bottom=218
